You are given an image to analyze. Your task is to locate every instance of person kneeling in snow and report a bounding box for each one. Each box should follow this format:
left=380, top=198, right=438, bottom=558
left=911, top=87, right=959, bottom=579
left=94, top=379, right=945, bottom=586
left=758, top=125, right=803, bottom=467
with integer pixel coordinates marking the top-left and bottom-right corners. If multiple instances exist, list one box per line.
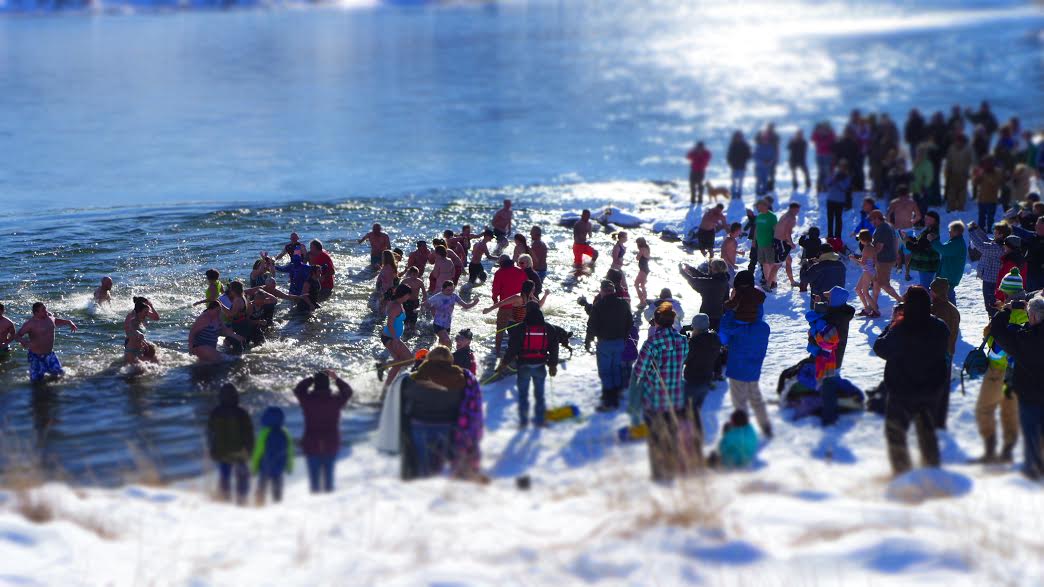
left=629, top=303, right=700, bottom=481
left=708, top=410, right=759, bottom=469
left=251, top=406, right=294, bottom=505
left=207, top=384, right=255, bottom=505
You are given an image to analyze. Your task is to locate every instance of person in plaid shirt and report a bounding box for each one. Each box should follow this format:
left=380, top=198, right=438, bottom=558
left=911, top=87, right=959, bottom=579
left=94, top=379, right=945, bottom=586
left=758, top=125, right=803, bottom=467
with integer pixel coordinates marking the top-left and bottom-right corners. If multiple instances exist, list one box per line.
left=968, top=221, right=1012, bottom=317
left=629, top=302, right=700, bottom=480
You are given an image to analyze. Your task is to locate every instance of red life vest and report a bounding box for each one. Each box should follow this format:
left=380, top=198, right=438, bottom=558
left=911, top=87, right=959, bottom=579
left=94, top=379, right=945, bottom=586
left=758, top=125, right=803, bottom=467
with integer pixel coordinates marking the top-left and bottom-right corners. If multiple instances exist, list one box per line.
left=520, top=325, right=549, bottom=361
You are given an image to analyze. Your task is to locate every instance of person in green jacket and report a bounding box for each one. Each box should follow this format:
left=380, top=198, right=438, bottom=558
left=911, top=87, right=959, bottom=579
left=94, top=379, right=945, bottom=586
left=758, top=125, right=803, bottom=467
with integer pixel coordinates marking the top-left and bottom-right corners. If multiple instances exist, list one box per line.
left=928, top=220, right=967, bottom=304
left=711, top=409, right=759, bottom=469
left=251, top=406, right=295, bottom=505
left=912, top=144, right=934, bottom=212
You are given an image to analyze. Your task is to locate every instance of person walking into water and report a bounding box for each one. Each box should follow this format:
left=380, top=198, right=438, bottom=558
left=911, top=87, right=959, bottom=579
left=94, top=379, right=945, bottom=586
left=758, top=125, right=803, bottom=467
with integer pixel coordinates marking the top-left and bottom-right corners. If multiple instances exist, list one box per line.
left=15, top=302, right=77, bottom=383
left=358, top=224, right=391, bottom=269
left=492, top=199, right=513, bottom=245
left=426, top=280, right=480, bottom=347
left=572, top=209, right=598, bottom=266
left=381, top=284, right=413, bottom=386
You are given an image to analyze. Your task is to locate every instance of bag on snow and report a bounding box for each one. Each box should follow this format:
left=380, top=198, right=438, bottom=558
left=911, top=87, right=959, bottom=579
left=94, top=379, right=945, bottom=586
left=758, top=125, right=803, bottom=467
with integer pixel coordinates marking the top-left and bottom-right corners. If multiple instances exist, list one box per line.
left=960, top=340, right=989, bottom=396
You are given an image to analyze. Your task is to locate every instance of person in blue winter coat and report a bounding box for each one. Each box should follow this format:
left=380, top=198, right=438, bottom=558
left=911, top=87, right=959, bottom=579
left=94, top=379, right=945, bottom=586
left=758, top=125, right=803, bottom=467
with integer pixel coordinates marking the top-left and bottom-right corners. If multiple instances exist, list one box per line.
left=251, top=406, right=295, bottom=505
left=753, top=132, right=777, bottom=196
left=719, top=270, right=773, bottom=437
left=275, top=251, right=312, bottom=296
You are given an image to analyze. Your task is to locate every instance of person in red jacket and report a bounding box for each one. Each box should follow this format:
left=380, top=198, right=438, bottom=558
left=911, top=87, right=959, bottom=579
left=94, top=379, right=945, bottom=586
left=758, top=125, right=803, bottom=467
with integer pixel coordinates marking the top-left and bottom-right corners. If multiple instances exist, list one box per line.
left=686, top=142, right=712, bottom=205
left=491, top=255, right=527, bottom=355
left=294, top=369, right=353, bottom=493
left=307, top=239, right=336, bottom=300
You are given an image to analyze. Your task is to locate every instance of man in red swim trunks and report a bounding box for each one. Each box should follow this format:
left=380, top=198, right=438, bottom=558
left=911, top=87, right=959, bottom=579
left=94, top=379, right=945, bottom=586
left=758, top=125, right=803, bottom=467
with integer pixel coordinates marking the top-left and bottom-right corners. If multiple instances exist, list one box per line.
left=572, top=209, right=598, bottom=266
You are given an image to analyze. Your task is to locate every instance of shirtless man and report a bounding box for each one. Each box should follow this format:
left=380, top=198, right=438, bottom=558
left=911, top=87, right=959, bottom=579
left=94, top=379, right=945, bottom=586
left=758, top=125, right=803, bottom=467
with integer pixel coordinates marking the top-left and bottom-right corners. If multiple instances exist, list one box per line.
left=16, top=302, right=77, bottom=383
left=428, top=246, right=456, bottom=298
left=400, top=266, right=425, bottom=329
left=697, top=203, right=728, bottom=259
left=492, top=199, right=513, bottom=245
left=0, top=303, right=15, bottom=355
left=457, top=224, right=476, bottom=250
left=886, top=185, right=922, bottom=268
left=444, top=229, right=468, bottom=264
left=775, top=202, right=801, bottom=287
left=275, top=232, right=306, bottom=261
left=358, top=224, right=392, bottom=269
left=721, top=222, right=743, bottom=272
left=469, top=229, right=496, bottom=284
left=405, top=240, right=430, bottom=279
left=93, top=277, right=114, bottom=304
left=572, top=209, right=598, bottom=266
left=530, top=226, right=549, bottom=281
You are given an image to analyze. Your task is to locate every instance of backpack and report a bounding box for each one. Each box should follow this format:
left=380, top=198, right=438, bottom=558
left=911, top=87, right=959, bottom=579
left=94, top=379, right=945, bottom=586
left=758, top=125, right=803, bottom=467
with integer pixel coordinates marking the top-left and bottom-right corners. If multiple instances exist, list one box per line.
left=960, top=340, right=989, bottom=396
left=520, top=325, right=549, bottom=361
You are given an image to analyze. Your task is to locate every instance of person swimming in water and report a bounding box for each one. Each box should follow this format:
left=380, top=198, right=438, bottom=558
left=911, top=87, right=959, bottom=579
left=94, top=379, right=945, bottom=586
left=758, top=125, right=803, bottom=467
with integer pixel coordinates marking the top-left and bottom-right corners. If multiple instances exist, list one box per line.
left=0, top=303, right=16, bottom=356
left=15, top=302, right=77, bottom=383
left=124, top=297, right=160, bottom=365
left=94, top=277, right=114, bottom=304
left=188, top=301, right=246, bottom=363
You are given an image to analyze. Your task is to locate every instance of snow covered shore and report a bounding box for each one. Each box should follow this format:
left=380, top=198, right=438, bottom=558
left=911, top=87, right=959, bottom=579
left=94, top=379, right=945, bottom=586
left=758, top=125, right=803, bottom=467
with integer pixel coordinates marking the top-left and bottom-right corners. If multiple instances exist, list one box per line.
left=1, top=184, right=1042, bottom=586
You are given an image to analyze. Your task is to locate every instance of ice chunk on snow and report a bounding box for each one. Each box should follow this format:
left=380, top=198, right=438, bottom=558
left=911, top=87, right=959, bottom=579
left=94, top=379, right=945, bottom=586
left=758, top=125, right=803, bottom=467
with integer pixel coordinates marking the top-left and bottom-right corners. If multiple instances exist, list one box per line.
left=885, top=468, right=973, bottom=504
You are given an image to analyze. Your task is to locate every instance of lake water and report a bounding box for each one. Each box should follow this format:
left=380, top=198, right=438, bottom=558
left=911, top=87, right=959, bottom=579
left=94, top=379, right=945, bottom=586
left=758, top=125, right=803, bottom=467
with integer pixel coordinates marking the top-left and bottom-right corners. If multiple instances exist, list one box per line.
left=0, top=0, right=1041, bottom=484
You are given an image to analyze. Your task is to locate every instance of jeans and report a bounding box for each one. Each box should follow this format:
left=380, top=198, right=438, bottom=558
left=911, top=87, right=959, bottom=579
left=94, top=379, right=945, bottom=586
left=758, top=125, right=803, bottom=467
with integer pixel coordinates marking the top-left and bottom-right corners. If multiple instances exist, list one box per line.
left=409, top=420, right=453, bottom=478
left=790, top=161, right=810, bottom=190
left=1019, top=402, right=1044, bottom=478
left=730, top=168, right=745, bottom=198
left=755, top=165, right=770, bottom=195
left=257, top=472, right=284, bottom=503
left=689, top=169, right=705, bottom=204
left=983, top=281, right=998, bottom=317
left=516, top=363, right=548, bottom=426
left=684, top=381, right=712, bottom=412
left=826, top=201, right=845, bottom=239
left=917, top=271, right=936, bottom=288
left=217, top=461, right=250, bottom=503
left=815, top=154, right=833, bottom=191
left=596, top=339, right=626, bottom=406
left=306, top=454, right=336, bottom=493
left=819, top=376, right=841, bottom=426
left=978, top=202, right=998, bottom=232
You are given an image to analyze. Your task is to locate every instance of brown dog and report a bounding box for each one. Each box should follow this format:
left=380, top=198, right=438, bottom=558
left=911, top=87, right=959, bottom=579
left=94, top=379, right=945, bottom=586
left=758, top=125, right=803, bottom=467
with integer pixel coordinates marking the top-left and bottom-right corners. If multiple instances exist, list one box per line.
left=704, top=182, right=730, bottom=200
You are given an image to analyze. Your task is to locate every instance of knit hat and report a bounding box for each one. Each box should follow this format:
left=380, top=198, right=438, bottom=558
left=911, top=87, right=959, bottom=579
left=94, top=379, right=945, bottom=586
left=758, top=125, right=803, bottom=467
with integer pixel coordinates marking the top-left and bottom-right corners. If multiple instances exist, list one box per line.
left=827, top=286, right=849, bottom=307
left=690, top=313, right=710, bottom=333
left=818, top=251, right=840, bottom=262
left=1003, top=235, right=1022, bottom=250
left=999, top=268, right=1024, bottom=296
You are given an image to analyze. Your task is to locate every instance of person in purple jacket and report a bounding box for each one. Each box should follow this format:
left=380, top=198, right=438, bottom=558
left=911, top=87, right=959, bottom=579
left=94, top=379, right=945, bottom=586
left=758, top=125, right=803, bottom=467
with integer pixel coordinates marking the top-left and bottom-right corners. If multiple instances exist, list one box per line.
left=293, top=369, right=353, bottom=493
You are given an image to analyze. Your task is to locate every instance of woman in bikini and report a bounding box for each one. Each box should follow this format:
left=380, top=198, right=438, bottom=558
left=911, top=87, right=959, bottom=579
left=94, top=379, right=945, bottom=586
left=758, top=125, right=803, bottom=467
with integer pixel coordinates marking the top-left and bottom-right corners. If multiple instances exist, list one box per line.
left=610, top=231, right=628, bottom=271
left=189, top=302, right=246, bottom=363
left=124, top=296, right=159, bottom=365
left=381, top=284, right=414, bottom=385
left=634, top=237, right=651, bottom=306
left=851, top=229, right=880, bottom=318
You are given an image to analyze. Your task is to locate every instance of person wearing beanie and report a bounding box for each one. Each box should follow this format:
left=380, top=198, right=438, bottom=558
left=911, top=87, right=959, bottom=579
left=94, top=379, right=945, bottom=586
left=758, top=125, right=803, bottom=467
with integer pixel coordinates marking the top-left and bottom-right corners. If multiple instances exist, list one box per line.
left=873, top=286, right=951, bottom=475
left=586, top=279, right=634, bottom=412
left=207, top=383, right=255, bottom=505
left=997, top=267, right=1026, bottom=302
left=812, top=286, right=856, bottom=370
left=295, top=370, right=353, bottom=492
left=724, top=270, right=767, bottom=323
left=683, top=313, right=722, bottom=413
left=994, top=236, right=1027, bottom=303
left=719, top=279, right=773, bottom=437
left=251, top=406, right=294, bottom=505
left=968, top=220, right=1013, bottom=316
left=929, top=278, right=961, bottom=429
left=629, top=303, right=696, bottom=480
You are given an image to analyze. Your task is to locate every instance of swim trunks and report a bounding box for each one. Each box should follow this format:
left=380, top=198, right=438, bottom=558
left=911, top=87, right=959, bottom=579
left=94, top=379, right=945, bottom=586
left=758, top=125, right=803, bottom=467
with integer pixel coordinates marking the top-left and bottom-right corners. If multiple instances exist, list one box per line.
left=28, top=351, right=64, bottom=382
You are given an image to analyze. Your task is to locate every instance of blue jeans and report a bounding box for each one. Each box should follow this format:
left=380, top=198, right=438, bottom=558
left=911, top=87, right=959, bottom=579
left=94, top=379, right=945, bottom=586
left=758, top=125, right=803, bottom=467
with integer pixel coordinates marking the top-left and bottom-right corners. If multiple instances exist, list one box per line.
left=684, top=381, right=711, bottom=411
left=1019, top=402, right=1044, bottom=478
left=217, top=461, right=250, bottom=503
left=815, top=154, right=833, bottom=191
left=730, top=168, right=745, bottom=198
left=917, top=271, right=935, bottom=288
left=596, top=339, right=626, bottom=394
left=983, top=281, right=997, bottom=317
left=306, top=454, right=336, bottom=493
left=257, top=472, right=284, bottom=503
left=409, top=420, right=452, bottom=478
left=516, top=363, right=548, bottom=426
left=755, top=165, right=770, bottom=195
left=978, top=202, right=998, bottom=232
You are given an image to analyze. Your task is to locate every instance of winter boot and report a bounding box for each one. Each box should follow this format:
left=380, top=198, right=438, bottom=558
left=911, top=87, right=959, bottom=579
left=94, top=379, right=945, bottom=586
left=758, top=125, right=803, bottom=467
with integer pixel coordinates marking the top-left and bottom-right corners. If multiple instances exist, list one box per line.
left=969, top=435, right=996, bottom=464
left=1000, top=442, right=1016, bottom=463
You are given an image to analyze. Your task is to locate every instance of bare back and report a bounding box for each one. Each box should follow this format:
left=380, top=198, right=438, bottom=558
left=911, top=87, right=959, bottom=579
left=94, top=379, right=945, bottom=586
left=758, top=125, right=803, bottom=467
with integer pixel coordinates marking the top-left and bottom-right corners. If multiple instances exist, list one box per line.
left=368, top=232, right=391, bottom=257
left=573, top=220, right=592, bottom=244
left=492, top=208, right=511, bottom=232
left=471, top=240, right=490, bottom=264
left=0, top=316, right=14, bottom=346
left=775, top=213, right=797, bottom=243
left=530, top=240, right=548, bottom=271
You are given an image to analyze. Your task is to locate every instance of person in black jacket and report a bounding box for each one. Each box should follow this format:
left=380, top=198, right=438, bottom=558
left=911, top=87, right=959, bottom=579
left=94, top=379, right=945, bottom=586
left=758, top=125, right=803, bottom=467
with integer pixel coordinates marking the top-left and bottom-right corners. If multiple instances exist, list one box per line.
left=585, top=280, right=634, bottom=411
left=787, top=130, right=810, bottom=191
left=988, top=296, right=1044, bottom=479
left=802, top=251, right=847, bottom=305
left=812, top=286, right=856, bottom=369
left=872, top=286, right=951, bottom=475
left=682, top=313, right=721, bottom=418
left=727, top=130, right=752, bottom=199
left=832, top=127, right=861, bottom=192
left=498, top=302, right=560, bottom=428
left=797, top=227, right=823, bottom=290
left=207, top=383, right=255, bottom=505
left=681, top=259, right=730, bottom=331
left=904, top=109, right=926, bottom=161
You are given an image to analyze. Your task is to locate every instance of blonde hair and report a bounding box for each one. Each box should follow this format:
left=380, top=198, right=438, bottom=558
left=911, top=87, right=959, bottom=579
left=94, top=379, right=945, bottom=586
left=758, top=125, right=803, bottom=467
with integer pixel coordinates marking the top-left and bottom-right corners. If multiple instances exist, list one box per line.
left=949, top=220, right=965, bottom=235
left=426, top=345, right=453, bottom=363
left=518, top=254, right=533, bottom=268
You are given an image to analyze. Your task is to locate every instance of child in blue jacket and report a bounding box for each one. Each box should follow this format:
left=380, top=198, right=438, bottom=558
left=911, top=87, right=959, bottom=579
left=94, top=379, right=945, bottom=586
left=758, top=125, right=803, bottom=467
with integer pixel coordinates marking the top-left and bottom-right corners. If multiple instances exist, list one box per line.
left=252, top=406, right=295, bottom=504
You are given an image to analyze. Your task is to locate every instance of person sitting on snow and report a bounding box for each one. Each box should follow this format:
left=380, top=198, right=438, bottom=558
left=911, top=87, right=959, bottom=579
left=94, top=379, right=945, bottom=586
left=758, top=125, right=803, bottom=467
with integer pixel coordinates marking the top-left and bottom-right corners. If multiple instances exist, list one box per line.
left=708, top=409, right=758, bottom=469
left=806, top=300, right=844, bottom=426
